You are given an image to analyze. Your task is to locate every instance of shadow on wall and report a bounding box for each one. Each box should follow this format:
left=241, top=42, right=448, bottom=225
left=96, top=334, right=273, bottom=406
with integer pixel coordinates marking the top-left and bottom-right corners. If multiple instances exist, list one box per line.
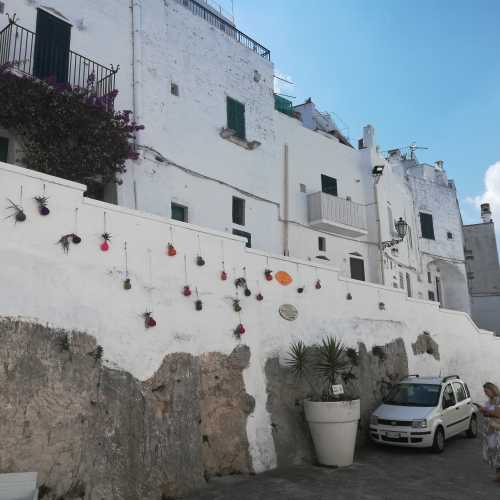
left=265, top=337, right=409, bottom=466
left=0, top=319, right=254, bottom=500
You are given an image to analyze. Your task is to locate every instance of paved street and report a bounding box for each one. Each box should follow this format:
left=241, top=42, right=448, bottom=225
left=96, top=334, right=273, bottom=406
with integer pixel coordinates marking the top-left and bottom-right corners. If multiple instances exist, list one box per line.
left=185, top=436, right=499, bottom=499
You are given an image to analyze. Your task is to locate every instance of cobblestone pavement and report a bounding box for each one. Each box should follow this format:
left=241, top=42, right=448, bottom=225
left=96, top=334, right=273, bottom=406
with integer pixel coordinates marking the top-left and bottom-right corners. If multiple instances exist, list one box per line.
left=184, top=436, right=499, bottom=499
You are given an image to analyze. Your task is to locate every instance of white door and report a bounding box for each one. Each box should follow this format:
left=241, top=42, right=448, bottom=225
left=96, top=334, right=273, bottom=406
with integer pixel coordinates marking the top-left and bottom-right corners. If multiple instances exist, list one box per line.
left=440, top=383, right=459, bottom=437
left=452, top=382, right=472, bottom=433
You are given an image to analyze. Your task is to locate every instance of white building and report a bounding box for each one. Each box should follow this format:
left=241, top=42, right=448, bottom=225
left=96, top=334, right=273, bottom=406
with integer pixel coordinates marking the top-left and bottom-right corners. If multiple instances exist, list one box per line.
left=464, top=204, right=500, bottom=334
left=0, top=0, right=469, bottom=313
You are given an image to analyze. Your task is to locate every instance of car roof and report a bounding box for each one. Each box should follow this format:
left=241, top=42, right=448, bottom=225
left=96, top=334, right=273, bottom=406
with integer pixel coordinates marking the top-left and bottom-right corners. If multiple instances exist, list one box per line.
left=399, top=376, right=464, bottom=385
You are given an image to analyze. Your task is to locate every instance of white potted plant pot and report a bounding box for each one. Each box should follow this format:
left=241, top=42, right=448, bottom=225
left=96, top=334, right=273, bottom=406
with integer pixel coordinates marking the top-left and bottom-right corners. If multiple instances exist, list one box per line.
left=304, top=398, right=360, bottom=467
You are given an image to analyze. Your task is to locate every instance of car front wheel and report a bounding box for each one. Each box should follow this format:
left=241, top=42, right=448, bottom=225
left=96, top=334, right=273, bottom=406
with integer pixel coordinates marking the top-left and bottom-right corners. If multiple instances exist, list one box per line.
left=466, top=415, right=478, bottom=438
left=431, top=426, right=445, bottom=453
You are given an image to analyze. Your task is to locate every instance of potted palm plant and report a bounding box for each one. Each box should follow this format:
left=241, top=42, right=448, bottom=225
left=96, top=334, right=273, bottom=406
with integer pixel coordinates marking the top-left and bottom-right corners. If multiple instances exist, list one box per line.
left=286, top=336, right=360, bottom=467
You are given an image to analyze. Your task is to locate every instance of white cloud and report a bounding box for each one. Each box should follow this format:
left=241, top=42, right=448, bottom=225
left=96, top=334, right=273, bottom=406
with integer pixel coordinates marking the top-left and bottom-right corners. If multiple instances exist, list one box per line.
left=466, top=161, right=500, bottom=219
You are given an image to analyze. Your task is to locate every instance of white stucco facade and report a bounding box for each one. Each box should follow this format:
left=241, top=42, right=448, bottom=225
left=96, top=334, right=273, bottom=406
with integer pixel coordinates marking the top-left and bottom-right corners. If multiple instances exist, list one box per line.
left=0, top=0, right=470, bottom=314
left=0, top=162, right=499, bottom=473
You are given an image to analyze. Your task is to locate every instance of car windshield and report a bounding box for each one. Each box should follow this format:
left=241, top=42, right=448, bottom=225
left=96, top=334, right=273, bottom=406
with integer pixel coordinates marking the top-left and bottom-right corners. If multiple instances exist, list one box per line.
left=384, top=383, right=441, bottom=407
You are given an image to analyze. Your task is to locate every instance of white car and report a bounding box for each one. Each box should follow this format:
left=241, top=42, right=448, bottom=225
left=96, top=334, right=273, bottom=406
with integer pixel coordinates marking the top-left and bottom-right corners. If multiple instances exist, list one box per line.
left=369, top=375, right=478, bottom=452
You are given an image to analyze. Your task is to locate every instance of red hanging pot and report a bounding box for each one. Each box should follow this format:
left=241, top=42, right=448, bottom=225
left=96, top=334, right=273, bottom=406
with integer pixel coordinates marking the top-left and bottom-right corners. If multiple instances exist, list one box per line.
left=264, top=269, right=273, bottom=281
left=315, top=279, right=322, bottom=290
left=167, top=243, right=177, bottom=256
left=183, top=285, right=192, bottom=297
left=221, top=270, right=228, bottom=281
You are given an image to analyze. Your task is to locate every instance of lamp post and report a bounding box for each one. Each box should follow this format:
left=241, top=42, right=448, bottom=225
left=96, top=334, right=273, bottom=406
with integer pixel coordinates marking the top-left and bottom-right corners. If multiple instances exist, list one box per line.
left=381, top=217, right=408, bottom=249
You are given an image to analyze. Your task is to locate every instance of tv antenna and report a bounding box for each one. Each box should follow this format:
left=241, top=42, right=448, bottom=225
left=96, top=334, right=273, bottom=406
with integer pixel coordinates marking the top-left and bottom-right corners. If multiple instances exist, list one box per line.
left=382, top=142, right=429, bottom=160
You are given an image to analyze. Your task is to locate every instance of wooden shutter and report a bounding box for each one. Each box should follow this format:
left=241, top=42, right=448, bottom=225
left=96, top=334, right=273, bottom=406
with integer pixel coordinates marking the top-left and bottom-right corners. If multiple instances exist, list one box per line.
left=227, top=97, right=246, bottom=140
left=349, top=257, right=365, bottom=281
left=321, top=174, right=338, bottom=196
left=419, top=212, right=435, bottom=239
left=0, top=137, right=8, bottom=163
left=33, top=9, right=71, bottom=83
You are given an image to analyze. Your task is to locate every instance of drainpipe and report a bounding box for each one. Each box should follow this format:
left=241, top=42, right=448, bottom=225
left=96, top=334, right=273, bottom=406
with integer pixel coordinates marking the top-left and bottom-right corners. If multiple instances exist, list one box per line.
left=283, top=143, right=290, bottom=256
left=130, top=0, right=142, bottom=209
left=373, top=176, right=385, bottom=285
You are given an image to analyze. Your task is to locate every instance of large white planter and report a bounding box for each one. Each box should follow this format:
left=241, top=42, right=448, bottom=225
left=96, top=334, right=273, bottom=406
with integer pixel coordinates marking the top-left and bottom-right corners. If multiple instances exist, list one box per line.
left=304, top=399, right=360, bottom=467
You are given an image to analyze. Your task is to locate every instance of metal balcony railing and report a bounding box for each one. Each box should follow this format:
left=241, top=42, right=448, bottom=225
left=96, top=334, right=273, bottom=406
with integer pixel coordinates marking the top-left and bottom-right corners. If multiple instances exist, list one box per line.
left=0, top=20, right=118, bottom=102
left=175, top=0, right=271, bottom=60
left=308, top=192, right=367, bottom=237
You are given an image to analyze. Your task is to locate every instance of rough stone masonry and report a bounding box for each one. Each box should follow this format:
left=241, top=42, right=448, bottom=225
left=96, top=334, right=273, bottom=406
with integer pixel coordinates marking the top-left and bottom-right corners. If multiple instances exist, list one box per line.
left=0, top=319, right=253, bottom=500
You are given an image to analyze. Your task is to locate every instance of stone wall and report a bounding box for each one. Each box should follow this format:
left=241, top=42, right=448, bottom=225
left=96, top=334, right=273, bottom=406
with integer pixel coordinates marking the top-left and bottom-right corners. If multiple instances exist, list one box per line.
left=0, top=319, right=252, bottom=500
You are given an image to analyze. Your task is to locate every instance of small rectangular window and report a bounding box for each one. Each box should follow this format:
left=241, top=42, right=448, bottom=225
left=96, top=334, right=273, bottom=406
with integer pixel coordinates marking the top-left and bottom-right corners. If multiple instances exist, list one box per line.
left=419, top=212, right=435, bottom=240
left=321, top=174, right=338, bottom=196
left=171, top=82, right=179, bottom=96
left=465, top=255, right=474, bottom=260
left=299, top=183, right=306, bottom=193
left=349, top=257, right=365, bottom=281
left=0, top=136, right=9, bottom=163
left=427, top=271, right=432, bottom=284
left=232, top=196, right=245, bottom=225
left=406, top=273, right=412, bottom=298
left=171, top=202, right=188, bottom=222
left=0, top=2, right=4, bottom=15
left=447, top=232, right=453, bottom=239
left=233, top=229, right=251, bottom=248
left=318, top=237, right=326, bottom=252
left=227, top=96, right=246, bottom=140
left=428, top=291, right=435, bottom=301
left=399, top=272, right=404, bottom=289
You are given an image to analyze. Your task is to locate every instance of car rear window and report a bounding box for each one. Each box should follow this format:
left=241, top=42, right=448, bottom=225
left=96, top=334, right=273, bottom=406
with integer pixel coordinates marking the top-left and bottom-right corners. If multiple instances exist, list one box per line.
left=453, top=382, right=467, bottom=402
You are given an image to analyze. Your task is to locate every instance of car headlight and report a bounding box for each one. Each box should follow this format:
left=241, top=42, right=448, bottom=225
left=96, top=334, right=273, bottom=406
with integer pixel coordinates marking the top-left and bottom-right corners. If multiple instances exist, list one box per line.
left=370, top=415, right=379, bottom=425
left=412, top=419, right=427, bottom=429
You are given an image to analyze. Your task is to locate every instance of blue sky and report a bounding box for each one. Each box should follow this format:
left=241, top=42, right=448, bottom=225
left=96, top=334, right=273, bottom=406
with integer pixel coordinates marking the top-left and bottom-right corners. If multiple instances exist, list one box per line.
left=231, top=0, right=500, bottom=225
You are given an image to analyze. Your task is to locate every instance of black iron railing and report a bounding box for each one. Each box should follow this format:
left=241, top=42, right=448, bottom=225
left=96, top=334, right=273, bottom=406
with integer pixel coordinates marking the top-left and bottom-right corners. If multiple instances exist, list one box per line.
left=176, top=0, right=271, bottom=60
left=0, top=20, right=118, bottom=99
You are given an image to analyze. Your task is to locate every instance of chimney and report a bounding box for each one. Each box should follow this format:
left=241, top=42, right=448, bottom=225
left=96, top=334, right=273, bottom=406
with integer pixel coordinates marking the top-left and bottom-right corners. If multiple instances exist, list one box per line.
left=363, top=125, right=375, bottom=150
left=435, top=160, right=444, bottom=170
left=481, top=203, right=492, bottom=223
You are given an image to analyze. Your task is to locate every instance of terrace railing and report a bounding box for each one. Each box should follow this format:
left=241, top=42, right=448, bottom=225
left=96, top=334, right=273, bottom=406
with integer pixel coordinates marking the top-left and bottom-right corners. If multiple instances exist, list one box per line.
left=176, top=0, right=270, bottom=60
left=0, top=20, right=118, bottom=100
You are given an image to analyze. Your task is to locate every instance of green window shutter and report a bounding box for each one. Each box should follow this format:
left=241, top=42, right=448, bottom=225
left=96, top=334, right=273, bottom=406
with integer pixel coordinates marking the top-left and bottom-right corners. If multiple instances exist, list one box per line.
left=0, top=137, right=9, bottom=163
left=227, top=97, right=246, bottom=140
left=419, top=212, right=435, bottom=240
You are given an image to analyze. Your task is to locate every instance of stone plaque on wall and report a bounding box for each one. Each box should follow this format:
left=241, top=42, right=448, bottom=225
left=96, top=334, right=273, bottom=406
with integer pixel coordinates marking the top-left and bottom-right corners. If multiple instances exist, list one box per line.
left=279, top=304, right=298, bottom=321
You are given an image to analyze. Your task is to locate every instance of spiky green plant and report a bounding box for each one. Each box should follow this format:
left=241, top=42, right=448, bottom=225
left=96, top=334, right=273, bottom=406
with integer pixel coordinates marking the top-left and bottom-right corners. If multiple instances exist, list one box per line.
left=286, top=336, right=357, bottom=401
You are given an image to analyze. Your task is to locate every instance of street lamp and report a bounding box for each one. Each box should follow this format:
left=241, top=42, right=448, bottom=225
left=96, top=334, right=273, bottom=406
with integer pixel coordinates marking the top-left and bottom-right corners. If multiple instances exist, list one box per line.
left=381, top=217, right=408, bottom=249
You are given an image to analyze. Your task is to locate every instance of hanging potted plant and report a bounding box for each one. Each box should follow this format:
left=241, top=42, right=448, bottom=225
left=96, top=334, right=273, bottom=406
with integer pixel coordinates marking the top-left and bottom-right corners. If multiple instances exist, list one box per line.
left=286, top=336, right=360, bottom=467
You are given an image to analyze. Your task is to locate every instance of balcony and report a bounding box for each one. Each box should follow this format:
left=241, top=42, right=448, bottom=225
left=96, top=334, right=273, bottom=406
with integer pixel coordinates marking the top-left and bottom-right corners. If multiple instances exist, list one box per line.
left=175, top=0, right=271, bottom=60
left=307, top=192, right=368, bottom=237
left=0, top=20, right=118, bottom=101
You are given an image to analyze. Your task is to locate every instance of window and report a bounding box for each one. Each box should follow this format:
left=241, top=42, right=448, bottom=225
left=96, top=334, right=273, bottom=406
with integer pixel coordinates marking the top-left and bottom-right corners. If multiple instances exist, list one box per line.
left=171, top=202, right=188, bottom=222
left=447, top=232, right=453, bottom=240
left=407, top=226, right=413, bottom=249
left=232, top=197, right=245, bottom=225
left=233, top=229, right=251, bottom=248
left=0, top=2, right=4, bottom=15
left=465, top=255, right=474, bottom=261
left=227, top=97, right=246, bottom=140
left=299, top=183, right=306, bottom=193
left=419, top=212, right=435, bottom=240
left=406, top=273, right=412, bottom=298
left=321, top=174, right=338, bottom=196
left=399, top=272, right=404, bottom=289
left=318, top=237, right=326, bottom=252
left=349, top=257, right=365, bottom=281
left=467, top=271, right=474, bottom=280
left=464, top=384, right=471, bottom=398
left=427, top=271, right=432, bottom=284
left=33, top=9, right=72, bottom=83
left=452, top=382, right=467, bottom=402
left=171, top=82, right=179, bottom=96
left=0, top=137, right=8, bottom=163
left=442, top=384, right=456, bottom=409
left=428, top=291, right=435, bottom=301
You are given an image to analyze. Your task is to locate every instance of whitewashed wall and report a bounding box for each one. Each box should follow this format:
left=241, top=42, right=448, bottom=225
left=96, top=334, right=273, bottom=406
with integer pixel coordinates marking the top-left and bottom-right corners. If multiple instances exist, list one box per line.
left=1, top=162, right=499, bottom=472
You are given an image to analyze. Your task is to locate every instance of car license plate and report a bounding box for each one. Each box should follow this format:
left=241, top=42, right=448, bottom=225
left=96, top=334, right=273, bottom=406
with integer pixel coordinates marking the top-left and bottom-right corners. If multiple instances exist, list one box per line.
left=386, top=431, right=400, bottom=438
